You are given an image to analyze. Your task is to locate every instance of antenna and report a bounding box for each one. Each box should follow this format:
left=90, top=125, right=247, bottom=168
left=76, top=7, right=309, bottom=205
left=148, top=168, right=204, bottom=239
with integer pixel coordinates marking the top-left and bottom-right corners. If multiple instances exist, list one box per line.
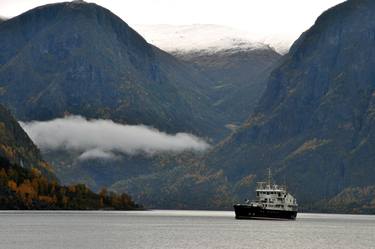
left=284, top=175, right=287, bottom=192
left=268, top=168, right=271, bottom=187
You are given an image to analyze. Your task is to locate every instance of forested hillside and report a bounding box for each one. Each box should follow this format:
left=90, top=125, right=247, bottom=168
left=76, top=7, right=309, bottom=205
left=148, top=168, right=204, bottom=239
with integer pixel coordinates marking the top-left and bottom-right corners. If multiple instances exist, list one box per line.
left=0, top=104, right=140, bottom=210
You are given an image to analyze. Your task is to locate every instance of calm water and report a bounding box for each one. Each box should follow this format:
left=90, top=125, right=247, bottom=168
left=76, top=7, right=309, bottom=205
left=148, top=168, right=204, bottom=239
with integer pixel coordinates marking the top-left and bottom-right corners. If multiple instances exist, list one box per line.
left=0, top=210, right=374, bottom=249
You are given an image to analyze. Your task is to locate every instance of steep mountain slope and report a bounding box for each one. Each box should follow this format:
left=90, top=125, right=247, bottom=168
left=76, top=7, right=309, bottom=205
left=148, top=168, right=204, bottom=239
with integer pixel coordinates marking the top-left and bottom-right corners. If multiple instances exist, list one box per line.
left=137, top=24, right=282, bottom=124
left=0, top=1, right=222, bottom=138
left=206, top=0, right=375, bottom=210
left=0, top=105, right=53, bottom=176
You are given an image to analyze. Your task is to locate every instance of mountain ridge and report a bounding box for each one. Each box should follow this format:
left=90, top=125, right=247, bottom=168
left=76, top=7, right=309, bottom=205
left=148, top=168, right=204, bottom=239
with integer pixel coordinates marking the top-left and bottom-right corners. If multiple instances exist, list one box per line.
left=205, top=0, right=375, bottom=211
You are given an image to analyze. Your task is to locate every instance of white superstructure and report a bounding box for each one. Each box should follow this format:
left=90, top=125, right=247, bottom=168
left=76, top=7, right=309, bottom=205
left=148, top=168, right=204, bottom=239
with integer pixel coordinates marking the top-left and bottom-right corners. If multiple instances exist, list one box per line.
left=247, top=169, right=298, bottom=212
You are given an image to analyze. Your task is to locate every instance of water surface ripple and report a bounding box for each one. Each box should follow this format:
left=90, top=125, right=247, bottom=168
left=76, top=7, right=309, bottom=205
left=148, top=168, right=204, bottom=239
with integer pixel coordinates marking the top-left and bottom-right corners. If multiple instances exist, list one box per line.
left=0, top=210, right=374, bottom=249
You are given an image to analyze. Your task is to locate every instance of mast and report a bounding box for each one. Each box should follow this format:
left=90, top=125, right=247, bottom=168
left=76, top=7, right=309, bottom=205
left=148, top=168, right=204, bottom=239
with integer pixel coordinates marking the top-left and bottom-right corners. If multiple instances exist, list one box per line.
left=284, top=176, right=287, bottom=192
left=267, top=168, right=271, bottom=187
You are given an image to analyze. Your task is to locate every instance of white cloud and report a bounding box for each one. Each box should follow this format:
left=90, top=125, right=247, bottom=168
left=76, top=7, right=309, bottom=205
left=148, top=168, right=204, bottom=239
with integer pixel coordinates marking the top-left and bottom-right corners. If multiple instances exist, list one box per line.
left=78, top=149, right=119, bottom=161
left=20, top=116, right=210, bottom=160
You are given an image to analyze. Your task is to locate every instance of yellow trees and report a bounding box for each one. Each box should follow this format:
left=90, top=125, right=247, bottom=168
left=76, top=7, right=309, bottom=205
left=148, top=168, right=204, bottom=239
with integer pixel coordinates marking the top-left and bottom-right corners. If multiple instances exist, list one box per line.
left=0, top=168, right=7, bottom=179
left=99, top=188, right=107, bottom=209
left=17, top=180, right=37, bottom=206
left=7, top=180, right=17, bottom=191
left=0, top=163, right=139, bottom=210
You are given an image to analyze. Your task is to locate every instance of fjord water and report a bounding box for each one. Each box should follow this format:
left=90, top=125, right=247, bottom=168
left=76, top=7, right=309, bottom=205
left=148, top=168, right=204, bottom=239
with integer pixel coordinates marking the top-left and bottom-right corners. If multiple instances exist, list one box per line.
left=0, top=211, right=374, bottom=249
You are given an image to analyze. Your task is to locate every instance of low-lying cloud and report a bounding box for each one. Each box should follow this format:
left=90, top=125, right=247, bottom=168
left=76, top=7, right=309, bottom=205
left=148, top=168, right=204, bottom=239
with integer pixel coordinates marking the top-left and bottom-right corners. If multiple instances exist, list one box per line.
left=20, top=116, right=210, bottom=160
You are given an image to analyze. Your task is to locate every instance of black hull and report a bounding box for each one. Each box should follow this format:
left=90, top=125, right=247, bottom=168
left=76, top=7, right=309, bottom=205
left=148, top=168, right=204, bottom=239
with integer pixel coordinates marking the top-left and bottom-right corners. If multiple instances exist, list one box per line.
left=234, top=204, right=297, bottom=220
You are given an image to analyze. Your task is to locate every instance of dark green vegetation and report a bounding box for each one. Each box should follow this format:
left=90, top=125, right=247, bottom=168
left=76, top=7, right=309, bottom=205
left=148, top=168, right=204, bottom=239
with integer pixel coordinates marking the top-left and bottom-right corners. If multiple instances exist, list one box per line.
left=318, top=186, right=375, bottom=214
left=206, top=0, right=375, bottom=213
left=0, top=105, right=140, bottom=210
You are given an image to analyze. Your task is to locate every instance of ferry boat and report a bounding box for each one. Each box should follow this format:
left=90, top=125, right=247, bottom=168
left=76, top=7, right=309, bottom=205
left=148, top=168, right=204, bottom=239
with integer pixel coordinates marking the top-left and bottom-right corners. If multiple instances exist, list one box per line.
left=233, top=169, right=298, bottom=220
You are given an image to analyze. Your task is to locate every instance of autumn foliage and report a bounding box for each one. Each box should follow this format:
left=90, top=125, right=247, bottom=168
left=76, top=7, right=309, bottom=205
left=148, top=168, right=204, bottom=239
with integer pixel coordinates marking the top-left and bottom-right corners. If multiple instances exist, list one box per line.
left=0, top=162, right=141, bottom=210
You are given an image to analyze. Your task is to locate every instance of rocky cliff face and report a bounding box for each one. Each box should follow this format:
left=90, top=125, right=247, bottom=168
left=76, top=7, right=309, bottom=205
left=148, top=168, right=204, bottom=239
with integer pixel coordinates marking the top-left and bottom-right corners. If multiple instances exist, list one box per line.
left=207, top=0, right=375, bottom=207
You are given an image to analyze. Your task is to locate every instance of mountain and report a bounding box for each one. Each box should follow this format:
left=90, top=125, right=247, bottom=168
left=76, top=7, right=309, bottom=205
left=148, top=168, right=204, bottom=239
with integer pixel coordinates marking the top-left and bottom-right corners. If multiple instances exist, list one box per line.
left=206, top=0, right=375, bottom=212
left=0, top=104, right=140, bottom=210
left=0, top=1, right=223, bottom=139
left=137, top=24, right=282, bottom=125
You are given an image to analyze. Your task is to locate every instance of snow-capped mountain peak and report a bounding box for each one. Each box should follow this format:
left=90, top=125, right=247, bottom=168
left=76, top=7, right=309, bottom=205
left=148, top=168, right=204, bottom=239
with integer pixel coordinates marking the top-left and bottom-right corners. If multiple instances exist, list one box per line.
left=134, top=24, right=288, bottom=55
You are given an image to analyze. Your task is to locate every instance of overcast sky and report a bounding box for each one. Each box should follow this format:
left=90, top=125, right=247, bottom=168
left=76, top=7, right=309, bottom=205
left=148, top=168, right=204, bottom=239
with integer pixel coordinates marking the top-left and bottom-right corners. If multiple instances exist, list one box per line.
left=0, top=0, right=346, bottom=49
